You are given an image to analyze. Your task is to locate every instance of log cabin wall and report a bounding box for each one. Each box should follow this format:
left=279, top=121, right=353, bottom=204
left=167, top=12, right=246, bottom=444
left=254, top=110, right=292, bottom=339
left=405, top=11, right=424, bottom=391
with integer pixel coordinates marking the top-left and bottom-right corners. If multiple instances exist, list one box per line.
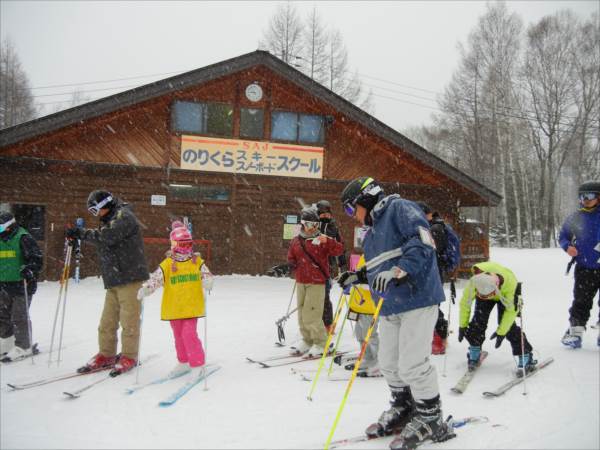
left=1, top=53, right=497, bottom=281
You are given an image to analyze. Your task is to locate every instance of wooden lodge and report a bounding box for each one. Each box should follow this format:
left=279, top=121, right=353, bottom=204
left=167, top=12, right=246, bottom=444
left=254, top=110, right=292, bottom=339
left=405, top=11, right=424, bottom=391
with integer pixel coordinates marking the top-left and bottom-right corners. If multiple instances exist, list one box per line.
left=0, top=51, right=501, bottom=281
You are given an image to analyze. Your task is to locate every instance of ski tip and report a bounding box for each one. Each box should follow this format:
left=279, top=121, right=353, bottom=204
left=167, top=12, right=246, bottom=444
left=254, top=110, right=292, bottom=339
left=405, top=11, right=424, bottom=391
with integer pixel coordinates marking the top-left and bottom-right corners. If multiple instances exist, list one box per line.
left=63, top=392, right=79, bottom=399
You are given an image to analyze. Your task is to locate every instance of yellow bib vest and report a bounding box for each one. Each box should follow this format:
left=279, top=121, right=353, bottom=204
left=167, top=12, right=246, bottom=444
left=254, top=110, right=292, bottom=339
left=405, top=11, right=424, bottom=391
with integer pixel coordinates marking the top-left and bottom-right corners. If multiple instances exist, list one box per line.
left=159, top=257, right=205, bottom=321
left=348, top=255, right=376, bottom=315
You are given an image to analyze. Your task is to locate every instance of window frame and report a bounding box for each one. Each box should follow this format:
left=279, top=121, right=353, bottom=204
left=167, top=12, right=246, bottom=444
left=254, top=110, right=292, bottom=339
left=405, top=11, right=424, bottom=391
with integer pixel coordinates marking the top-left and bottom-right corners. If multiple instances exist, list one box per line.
left=270, top=110, right=325, bottom=145
left=171, top=100, right=234, bottom=138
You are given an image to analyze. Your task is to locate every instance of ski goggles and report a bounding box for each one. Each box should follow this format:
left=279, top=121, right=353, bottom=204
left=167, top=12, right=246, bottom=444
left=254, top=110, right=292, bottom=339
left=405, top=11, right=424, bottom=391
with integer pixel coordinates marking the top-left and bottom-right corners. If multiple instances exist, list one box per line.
left=579, top=192, right=598, bottom=202
left=171, top=240, right=194, bottom=251
left=300, top=220, right=319, bottom=229
left=343, top=200, right=357, bottom=217
left=88, top=195, right=113, bottom=216
left=0, top=218, right=16, bottom=233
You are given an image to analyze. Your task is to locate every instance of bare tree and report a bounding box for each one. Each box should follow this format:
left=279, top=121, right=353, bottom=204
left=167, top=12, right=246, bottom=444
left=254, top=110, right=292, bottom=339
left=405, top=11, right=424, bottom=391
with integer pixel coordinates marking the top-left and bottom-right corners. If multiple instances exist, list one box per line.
left=259, top=2, right=303, bottom=64
left=301, top=6, right=329, bottom=84
left=0, top=38, right=36, bottom=129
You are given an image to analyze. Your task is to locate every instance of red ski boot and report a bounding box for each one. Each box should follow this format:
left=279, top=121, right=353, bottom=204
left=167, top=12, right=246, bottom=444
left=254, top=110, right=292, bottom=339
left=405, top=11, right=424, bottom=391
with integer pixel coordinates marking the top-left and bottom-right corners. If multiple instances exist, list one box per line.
left=77, top=353, right=117, bottom=373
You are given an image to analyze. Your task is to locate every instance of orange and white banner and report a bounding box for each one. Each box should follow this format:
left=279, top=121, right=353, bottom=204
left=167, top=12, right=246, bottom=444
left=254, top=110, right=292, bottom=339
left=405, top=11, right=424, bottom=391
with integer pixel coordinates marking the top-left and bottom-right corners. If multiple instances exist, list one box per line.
left=180, top=136, right=323, bottom=179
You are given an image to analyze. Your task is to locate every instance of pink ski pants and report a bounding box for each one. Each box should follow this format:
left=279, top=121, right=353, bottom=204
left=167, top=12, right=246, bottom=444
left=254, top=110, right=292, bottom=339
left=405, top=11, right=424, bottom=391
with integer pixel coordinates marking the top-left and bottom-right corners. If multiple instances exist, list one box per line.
left=170, top=318, right=205, bottom=367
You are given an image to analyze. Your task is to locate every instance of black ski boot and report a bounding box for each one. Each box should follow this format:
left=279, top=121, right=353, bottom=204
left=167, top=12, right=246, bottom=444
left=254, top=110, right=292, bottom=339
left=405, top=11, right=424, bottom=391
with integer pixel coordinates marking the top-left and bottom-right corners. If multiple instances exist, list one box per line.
left=389, top=396, right=455, bottom=450
left=365, top=387, right=415, bottom=438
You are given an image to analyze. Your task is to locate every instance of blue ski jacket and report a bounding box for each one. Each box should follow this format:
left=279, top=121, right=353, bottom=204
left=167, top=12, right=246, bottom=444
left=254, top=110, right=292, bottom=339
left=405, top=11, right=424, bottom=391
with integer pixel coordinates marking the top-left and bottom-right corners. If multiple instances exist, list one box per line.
left=559, top=206, right=600, bottom=269
left=362, top=194, right=445, bottom=316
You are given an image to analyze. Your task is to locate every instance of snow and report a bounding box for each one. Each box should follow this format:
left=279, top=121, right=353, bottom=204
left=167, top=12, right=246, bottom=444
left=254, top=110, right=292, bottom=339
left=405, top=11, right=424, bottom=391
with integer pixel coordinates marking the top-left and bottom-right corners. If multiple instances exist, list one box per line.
left=1, top=247, right=598, bottom=449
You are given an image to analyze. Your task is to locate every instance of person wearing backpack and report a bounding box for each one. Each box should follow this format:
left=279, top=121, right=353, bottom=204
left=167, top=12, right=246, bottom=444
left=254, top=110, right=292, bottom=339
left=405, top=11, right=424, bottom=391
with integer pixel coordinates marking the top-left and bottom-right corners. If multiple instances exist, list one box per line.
left=416, top=203, right=461, bottom=355
left=287, top=207, right=344, bottom=357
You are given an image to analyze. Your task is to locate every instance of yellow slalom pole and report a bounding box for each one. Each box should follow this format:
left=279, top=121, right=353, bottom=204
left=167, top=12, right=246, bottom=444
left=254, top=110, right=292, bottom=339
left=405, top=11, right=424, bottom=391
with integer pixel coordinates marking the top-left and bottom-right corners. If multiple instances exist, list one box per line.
left=307, top=290, right=347, bottom=401
left=324, top=296, right=384, bottom=450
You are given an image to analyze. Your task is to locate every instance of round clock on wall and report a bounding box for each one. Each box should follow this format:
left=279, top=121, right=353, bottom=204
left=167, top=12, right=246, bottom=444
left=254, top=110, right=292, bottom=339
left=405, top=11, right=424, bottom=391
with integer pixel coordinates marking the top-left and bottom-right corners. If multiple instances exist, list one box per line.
left=245, top=83, right=263, bottom=102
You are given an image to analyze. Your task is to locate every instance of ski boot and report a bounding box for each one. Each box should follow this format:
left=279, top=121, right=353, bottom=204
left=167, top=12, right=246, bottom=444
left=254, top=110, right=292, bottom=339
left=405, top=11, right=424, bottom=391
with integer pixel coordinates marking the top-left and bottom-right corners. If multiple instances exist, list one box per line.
left=431, top=332, right=446, bottom=355
left=365, top=387, right=415, bottom=438
left=389, top=396, right=455, bottom=450
left=515, top=352, right=538, bottom=378
left=110, top=355, right=137, bottom=377
left=1, top=344, right=38, bottom=363
left=289, top=340, right=310, bottom=356
left=77, top=353, right=118, bottom=373
left=467, top=345, right=482, bottom=371
left=561, top=326, right=585, bottom=349
left=0, top=335, right=15, bottom=357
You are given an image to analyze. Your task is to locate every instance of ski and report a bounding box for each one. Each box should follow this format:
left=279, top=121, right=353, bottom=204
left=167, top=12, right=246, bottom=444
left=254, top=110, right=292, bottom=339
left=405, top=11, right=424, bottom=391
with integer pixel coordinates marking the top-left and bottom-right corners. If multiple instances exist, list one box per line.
left=258, top=351, right=348, bottom=368
left=327, top=415, right=488, bottom=449
left=158, top=365, right=221, bottom=407
left=482, top=357, right=554, bottom=397
left=0, top=343, right=41, bottom=363
left=450, top=351, right=488, bottom=394
left=245, top=353, right=303, bottom=364
left=292, top=367, right=382, bottom=382
left=62, top=353, right=159, bottom=399
left=125, top=364, right=217, bottom=395
left=7, top=366, right=110, bottom=390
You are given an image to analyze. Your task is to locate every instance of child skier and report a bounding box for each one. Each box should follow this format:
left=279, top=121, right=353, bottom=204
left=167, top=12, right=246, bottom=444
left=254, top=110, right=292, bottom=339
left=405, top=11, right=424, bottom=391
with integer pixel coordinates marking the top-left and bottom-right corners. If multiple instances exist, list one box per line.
left=288, top=207, right=344, bottom=357
left=137, top=222, right=214, bottom=376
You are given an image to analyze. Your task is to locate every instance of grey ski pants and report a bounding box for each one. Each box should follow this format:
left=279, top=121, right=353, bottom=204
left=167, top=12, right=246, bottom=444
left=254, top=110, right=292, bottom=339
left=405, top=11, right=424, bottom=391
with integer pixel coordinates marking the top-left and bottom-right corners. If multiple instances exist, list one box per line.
left=378, top=305, right=439, bottom=401
left=0, top=287, right=32, bottom=349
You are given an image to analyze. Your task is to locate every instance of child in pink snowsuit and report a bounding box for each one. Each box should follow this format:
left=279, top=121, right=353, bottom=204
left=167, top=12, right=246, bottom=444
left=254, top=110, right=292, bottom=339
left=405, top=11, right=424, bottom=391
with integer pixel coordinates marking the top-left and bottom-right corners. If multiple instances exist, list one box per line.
left=137, top=222, right=214, bottom=376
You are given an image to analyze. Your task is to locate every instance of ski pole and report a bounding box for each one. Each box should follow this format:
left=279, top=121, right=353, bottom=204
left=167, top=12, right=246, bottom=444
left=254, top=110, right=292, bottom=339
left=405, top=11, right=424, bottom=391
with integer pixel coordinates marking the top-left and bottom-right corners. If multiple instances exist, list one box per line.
left=48, top=240, right=72, bottom=366
left=307, top=289, right=346, bottom=401
left=517, top=287, right=527, bottom=395
left=324, top=296, right=383, bottom=450
left=442, top=279, right=456, bottom=377
left=23, top=280, right=34, bottom=365
left=56, top=244, right=73, bottom=366
left=135, top=297, right=145, bottom=385
left=327, top=294, right=351, bottom=375
left=276, top=282, right=297, bottom=345
left=203, top=289, right=209, bottom=391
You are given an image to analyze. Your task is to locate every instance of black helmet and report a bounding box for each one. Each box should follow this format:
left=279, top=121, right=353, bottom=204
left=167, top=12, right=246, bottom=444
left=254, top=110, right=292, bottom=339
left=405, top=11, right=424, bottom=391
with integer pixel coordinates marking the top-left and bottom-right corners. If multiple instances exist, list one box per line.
left=0, top=211, right=16, bottom=234
left=300, top=207, right=319, bottom=223
left=578, top=181, right=600, bottom=195
left=341, top=177, right=383, bottom=216
left=416, top=201, right=432, bottom=215
left=87, top=190, right=115, bottom=216
left=316, top=200, right=332, bottom=215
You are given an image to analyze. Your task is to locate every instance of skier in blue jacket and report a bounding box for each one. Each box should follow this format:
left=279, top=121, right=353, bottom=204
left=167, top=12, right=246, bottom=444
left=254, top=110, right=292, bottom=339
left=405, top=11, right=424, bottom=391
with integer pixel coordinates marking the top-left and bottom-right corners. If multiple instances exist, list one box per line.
left=558, top=181, right=600, bottom=348
left=338, top=177, right=451, bottom=450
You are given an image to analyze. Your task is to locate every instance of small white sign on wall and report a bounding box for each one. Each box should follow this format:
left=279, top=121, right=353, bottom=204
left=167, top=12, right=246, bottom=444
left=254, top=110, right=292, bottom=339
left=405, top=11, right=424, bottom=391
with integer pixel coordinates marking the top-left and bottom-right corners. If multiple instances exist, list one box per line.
left=151, top=195, right=167, bottom=206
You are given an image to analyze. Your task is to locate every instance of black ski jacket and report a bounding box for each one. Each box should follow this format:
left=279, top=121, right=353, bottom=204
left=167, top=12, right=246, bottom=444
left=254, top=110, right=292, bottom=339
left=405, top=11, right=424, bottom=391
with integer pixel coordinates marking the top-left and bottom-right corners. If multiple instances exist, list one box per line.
left=80, top=201, right=149, bottom=289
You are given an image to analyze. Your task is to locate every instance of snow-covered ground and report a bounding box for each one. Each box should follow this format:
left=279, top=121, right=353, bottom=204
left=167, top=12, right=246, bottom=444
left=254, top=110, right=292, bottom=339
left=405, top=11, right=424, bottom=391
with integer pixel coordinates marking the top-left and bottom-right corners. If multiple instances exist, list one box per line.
left=1, top=247, right=598, bottom=449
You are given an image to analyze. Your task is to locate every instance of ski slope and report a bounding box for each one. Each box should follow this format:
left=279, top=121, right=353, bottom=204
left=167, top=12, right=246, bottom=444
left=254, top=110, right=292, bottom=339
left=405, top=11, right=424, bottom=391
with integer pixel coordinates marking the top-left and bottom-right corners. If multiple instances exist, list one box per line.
left=1, top=247, right=598, bottom=449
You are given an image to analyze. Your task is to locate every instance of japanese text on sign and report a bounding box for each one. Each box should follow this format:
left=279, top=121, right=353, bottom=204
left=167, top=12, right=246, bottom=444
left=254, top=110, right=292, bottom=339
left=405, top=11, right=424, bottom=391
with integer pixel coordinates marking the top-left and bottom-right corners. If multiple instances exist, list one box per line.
left=180, top=136, right=324, bottom=179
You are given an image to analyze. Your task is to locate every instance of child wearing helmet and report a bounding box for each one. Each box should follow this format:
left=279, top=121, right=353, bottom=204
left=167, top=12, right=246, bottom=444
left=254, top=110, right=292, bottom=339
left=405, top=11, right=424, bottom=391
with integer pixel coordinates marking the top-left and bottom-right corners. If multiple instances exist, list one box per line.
left=137, top=221, right=214, bottom=377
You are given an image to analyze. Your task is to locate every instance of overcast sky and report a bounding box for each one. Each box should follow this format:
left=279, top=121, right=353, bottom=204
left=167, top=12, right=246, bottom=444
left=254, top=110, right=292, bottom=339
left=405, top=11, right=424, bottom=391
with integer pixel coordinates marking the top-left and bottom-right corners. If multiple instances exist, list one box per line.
left=1, top=1, right=598, bottom=133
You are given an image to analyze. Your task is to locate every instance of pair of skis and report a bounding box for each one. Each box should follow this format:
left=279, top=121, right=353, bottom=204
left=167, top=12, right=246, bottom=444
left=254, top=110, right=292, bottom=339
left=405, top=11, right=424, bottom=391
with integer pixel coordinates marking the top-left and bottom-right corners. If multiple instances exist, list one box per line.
left=328, top=415, right=489, bottom=449
left=451, top=352, right=554, bottom=397
left=124, top=364, right=221, bottom=407
left=291, top=367, right=383, bottom=382
left=246, top=350, right=348, bottom=368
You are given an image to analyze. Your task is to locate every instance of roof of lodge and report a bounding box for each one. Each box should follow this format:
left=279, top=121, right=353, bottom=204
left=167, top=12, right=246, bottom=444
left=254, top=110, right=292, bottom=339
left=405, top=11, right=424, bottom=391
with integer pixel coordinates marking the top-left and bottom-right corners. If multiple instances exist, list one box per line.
left=0, top=50, right=501, bottom=206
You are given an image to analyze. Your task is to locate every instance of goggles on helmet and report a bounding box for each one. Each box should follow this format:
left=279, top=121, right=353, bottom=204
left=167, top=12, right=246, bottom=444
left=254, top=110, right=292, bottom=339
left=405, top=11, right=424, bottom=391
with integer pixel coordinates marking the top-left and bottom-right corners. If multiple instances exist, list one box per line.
left=343, top=201, right=357, bottom=217
left=0, top=218, right=16, bottom=233
left=301, top=219, right=319, bottom=229
left=88, top=195, right=113, bottom=216
left=579, top=192, right=598, bottom=202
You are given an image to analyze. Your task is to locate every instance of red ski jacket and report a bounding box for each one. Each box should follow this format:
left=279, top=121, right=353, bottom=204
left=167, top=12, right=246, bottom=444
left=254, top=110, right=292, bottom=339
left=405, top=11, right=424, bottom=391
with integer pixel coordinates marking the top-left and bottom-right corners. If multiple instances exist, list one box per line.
left=287, top=234, right=344, bottom=284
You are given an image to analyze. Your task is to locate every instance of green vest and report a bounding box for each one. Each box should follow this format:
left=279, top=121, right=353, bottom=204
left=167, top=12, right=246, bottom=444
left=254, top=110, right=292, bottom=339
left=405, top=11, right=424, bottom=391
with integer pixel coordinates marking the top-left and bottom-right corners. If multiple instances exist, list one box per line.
left=0, top=228, right=27, bottom=282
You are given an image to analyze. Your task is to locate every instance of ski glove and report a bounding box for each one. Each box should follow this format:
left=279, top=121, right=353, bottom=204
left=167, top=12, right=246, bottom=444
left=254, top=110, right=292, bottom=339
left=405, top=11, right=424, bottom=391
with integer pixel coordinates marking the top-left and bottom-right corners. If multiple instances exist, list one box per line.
left=203, top=276, right=214, bottom=291
left=458, top=327, right=467, bottom=342
left=372, top=267, right=407, bottom=294
left=490, top=332, right=505, bottom=349
left=337, top=266, right=368, bottom=288
left=20, top=267, right=35, bottom=283
left=66, top=227, right=82, bottom=240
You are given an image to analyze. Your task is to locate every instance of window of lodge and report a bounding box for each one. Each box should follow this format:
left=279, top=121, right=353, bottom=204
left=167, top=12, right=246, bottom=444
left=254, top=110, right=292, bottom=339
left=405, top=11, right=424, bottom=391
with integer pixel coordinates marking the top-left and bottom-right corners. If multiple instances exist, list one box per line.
left=271, top=111, right=324, bottom=145
left=172, top=101, right=233, bottom=137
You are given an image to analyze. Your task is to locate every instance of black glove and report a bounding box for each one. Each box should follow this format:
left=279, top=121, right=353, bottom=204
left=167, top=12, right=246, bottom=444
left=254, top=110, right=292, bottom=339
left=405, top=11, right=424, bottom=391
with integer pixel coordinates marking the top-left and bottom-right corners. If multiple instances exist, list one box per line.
left=337, top=266, right=367, bottom=288
left=66, top=227, right=82, bottom=240
left=458, top=327, right=467, bottom=342
left=20, top=267, right=35, bottom=283
left=490, top=332, right=505, bottom=349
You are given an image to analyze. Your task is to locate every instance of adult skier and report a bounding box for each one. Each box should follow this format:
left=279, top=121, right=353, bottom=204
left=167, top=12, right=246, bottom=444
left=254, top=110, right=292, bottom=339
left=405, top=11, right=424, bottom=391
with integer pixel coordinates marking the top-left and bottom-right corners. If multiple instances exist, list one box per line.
left=67, top=190, right=149, bottom=376
left=458, top=261, right=537, bottom=375
left=288, top=207, right=344, bottom=357
left=0, top=212, right=43, bottom=360
left=416, top=202, right=461, bottom=355
left=338, top=177, right=452, bottom=450
left=559, top=181, right=600, bottom=348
